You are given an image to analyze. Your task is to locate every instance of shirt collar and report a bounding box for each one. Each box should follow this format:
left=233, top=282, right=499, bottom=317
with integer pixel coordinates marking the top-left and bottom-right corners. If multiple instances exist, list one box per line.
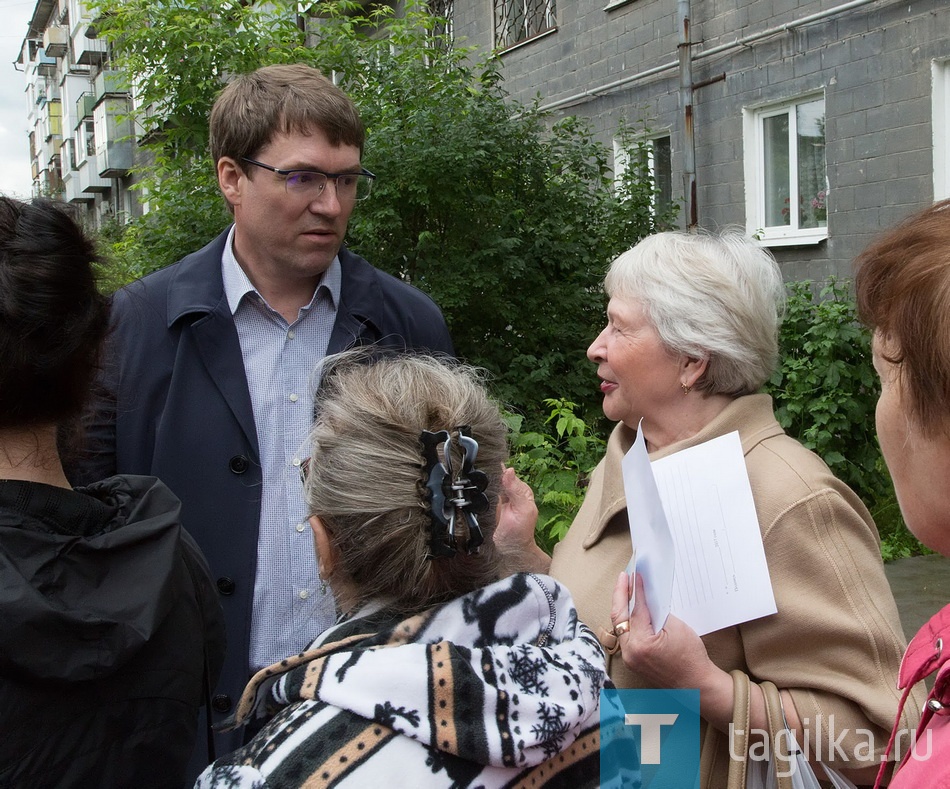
left=220, top=225, right=342, bottom=316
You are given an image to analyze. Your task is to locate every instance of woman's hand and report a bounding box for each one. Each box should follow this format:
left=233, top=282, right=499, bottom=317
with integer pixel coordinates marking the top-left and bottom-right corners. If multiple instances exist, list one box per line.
left=611, top=572, right=735, bottom=728
left=492, top=467, right=551, bottom=574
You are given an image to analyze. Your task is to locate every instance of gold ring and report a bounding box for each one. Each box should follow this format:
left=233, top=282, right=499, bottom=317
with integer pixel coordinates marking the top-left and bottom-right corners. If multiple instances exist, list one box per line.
left=613, top=620, right=630, bottom=637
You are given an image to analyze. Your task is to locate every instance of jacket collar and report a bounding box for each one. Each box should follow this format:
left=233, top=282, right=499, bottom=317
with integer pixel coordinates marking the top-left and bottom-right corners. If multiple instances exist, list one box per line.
left=164, top=229, right=232, bottom=327
left=163, top=226, right=388, bottom=343
left=582, top=393, right=783, bottom=549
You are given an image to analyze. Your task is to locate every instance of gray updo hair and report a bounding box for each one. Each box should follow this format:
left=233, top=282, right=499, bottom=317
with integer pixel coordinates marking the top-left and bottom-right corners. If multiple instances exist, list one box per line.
left=604, top=230, right=786, bottom=396
left=305, top=351, right=508, bottom=614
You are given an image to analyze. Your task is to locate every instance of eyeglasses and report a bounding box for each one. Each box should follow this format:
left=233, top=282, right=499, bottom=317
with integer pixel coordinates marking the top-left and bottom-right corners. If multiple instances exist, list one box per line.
left=241, top=157, right=376, bottom=201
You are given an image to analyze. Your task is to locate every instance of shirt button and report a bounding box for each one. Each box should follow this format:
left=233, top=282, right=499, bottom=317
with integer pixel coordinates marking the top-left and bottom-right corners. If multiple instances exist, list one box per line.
left=292, top=458, right=302, bottom=467
left=296, top=522, right=306, bottom=533
left=287, top=330, right=296, bottom=340
left=289, top=393, right=299, bottom=402
left=299, top=589, right=309, bottom=600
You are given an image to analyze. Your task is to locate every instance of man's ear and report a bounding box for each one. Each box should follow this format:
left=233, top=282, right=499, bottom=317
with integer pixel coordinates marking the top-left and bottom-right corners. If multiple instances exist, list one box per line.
left=217, top=157, right=244, bottom=208
left=309, top=515, right=337, bottom=579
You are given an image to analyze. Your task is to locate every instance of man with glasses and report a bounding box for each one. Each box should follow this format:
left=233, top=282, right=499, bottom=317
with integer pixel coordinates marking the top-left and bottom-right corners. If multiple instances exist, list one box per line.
left=76, top=64, right=453, bottom=771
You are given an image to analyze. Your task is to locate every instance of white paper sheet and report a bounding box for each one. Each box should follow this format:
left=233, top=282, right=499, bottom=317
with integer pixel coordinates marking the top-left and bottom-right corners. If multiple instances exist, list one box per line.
left=622, top=426, right=777, bottom=636
left=620, top=426, right=675, bottom=631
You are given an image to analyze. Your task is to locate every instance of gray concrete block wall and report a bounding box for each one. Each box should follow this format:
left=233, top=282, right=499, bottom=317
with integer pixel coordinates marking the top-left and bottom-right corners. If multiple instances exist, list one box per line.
left=451, top=0, right=949, bottom=282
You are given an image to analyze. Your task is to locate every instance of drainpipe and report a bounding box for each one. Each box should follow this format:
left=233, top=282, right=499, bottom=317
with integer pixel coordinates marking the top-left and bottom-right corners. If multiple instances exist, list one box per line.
left=678, top=0, right=697, bottom=229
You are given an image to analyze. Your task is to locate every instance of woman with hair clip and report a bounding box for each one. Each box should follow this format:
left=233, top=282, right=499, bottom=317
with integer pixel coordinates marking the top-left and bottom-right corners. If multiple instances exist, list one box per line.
left=0, top=197, right=225, bottom=787
left=197, top=352, right=608, bottom=788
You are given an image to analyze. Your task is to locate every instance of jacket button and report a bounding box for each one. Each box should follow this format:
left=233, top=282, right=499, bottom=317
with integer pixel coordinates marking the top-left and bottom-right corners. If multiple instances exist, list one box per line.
left=211, top=694, right=232, bottom=713
left=229, top=455, right=249, bottom=474
left=216, top=577, right=236, bottom=596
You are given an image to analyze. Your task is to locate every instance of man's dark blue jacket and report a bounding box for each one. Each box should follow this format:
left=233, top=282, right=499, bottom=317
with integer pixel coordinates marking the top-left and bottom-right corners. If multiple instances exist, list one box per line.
left=74, top=228, right=454, bottom=768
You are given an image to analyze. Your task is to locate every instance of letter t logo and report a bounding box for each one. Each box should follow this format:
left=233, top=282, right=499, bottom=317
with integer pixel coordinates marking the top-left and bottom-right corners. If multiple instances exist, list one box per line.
left=624, top=713, right=679, bottom=764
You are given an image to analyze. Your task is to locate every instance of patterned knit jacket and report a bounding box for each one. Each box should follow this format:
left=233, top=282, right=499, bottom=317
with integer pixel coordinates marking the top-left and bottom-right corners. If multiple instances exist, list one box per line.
left=196, top=573, right=608, bottom=788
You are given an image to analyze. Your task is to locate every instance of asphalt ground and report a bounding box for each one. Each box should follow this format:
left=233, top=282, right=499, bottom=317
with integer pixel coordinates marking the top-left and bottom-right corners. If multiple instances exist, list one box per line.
left=884, top=553, right=950, bottom=643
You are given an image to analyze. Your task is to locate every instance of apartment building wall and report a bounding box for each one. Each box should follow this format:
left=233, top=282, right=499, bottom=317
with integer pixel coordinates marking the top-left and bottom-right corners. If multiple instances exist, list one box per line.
left=451, top=0, right=950, bottom=281
left=19, top=0, right=140, bottom=228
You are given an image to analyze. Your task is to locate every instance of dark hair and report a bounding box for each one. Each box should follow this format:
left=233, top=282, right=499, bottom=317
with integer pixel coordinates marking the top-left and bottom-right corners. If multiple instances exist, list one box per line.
left=854, top=199, right=950, bottom=436
left=209, top=63, right=365, bottom=165
left=0, top=197, right=110, bottom=430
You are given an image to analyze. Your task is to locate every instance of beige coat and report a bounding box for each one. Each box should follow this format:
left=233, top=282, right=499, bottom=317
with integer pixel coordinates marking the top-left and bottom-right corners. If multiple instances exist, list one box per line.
left=550, top=394, right=920, bottom=786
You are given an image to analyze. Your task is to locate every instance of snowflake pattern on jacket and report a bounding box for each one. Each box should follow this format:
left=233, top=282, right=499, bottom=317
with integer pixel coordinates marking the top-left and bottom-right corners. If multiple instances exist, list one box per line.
left=196, top=573, right=608, bottom=788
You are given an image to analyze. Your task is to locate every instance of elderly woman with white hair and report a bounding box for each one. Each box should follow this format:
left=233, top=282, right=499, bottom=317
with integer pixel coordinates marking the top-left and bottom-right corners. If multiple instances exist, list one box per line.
left=507, top=230, right=919, bottom=787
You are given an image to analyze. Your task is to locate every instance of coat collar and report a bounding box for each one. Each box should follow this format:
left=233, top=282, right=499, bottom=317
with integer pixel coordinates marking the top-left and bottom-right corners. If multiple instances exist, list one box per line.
left=162, top=226, right=389, bottom=345
left=581, top=393, right=784, bottom=549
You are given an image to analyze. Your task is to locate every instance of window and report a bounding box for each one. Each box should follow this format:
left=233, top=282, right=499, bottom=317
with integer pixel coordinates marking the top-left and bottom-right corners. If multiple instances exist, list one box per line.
left=744, top=94, right=827, bottom=246
left=934, top=60, right=950, bottom=201
left=62, top=138, right=76, bottom=171
left=428, top=0, right=454, bottom=46
left=81, top=119, right=95, bottom=159
left=494, top=0, right=556, bottom=50
left=614, top=133, right=674, bottom=219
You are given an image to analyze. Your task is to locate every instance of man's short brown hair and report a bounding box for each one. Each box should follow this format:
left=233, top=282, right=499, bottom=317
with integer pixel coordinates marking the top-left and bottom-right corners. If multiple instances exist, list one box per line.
left=209, top=63, right=365, bottom=164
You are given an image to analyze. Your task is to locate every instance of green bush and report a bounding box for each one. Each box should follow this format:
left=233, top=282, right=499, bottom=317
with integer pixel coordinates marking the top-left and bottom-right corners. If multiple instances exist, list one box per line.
left=766, top=279, right=884, bottom=503
left=766, top=278, right=924, bottom=560
left=505, top=399, right=605, bottom=553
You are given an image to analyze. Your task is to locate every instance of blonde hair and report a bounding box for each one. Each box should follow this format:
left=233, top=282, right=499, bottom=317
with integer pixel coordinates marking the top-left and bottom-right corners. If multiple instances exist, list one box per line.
left=305, top=352, right=508, bottom=613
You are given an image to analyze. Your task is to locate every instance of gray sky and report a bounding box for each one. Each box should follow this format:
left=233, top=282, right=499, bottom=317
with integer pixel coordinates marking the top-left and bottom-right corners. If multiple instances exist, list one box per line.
left=1, top=0, right=40, bottom=199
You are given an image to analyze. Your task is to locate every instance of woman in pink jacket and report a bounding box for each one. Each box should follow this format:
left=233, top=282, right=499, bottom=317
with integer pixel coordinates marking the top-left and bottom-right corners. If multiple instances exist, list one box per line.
left=855, top=198, right=950, bottom=788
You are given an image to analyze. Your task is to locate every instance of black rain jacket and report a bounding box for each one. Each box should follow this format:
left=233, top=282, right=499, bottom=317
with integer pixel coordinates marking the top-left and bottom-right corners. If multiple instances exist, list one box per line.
left=0, top=475, right=226, bottom=788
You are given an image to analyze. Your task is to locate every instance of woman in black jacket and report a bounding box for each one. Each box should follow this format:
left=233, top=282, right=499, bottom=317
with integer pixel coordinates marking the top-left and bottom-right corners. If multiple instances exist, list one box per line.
left=0, top=197, right=226, bottom=788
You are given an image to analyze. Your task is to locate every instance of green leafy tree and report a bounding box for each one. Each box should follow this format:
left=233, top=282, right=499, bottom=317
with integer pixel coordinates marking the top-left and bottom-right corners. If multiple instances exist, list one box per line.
left=91, top=0, right=314, bottom=279
left=91, top=0, right=673, bottom=426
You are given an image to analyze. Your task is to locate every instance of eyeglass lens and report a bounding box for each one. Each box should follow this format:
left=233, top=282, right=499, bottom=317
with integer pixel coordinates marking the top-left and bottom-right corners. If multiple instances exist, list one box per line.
left=285, top=171, right=373, bottom=201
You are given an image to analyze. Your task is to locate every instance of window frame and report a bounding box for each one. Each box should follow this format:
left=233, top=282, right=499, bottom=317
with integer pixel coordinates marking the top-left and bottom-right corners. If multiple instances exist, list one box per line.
left=743, top=92, right=828, bottom=247
left=494, top=0, right=557, bottom=52
left=613, top=132, right=674, bottom=219
left=934, top=60, right=950, bottom=202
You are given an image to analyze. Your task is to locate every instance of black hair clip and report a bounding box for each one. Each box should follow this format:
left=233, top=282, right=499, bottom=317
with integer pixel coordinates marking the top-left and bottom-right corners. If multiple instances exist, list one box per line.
left=420, top=426, right=489, bottom=558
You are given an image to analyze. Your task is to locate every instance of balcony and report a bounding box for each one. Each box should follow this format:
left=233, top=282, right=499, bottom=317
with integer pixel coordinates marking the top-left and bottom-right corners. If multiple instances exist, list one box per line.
left=93, top=70, right=127, bottom=105
left=36, top=48, right=57, bottom=77
left=74, top=28, right=107, bottom=65
left=68, top=158, right=111, bottom=200
left=94, top=97, right=132, bottom=177
left=46, top=100, right=63, bottom=141
left=43, top=26, right=69, bottom=58
left=76, top=92, right=96, bottom=122
left=98, top=141, right=132, bottom=177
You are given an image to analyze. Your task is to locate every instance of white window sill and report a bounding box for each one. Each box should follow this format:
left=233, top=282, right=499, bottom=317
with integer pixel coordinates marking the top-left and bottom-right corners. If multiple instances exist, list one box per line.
left=497, top=27, right=557, bottom=55
left=753, top=227, right=828, bottom=248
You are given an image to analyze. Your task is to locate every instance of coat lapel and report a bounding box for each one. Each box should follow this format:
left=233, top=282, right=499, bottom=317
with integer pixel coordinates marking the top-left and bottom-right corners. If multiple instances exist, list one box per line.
left=164, top=228, right=260, bottom=454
